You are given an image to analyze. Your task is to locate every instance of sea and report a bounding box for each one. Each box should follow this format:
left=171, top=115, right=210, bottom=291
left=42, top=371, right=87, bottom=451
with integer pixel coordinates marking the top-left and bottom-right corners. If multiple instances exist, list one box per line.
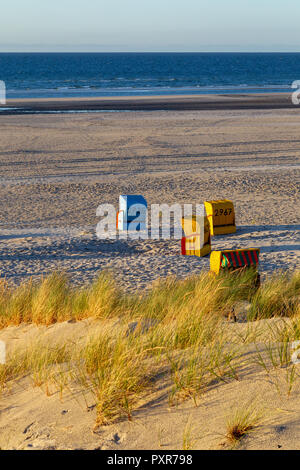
left=0, top=52, right=300, bottom=99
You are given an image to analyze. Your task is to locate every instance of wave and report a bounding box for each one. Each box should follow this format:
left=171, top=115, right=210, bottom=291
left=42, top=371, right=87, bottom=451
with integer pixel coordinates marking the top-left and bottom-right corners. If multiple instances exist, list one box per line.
left=5, top=83, right=293, bottom=99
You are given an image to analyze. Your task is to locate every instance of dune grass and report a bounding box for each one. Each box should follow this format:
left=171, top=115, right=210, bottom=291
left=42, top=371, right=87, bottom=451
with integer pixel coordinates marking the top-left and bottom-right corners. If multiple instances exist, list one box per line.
left=248, top=271, right=300, bottom=320
left=0, top=341, right=70, bottom=392
left=71, top=328, right=154, bottom=426
left=182, top=417, right=195, bottom=450
left=0, top=271, right=121, bottom=327
left=0, top=269, right=298, bottom=329
left=225, top=403, right=263, bottom=447
left=0, top=269, right=299, bottom=429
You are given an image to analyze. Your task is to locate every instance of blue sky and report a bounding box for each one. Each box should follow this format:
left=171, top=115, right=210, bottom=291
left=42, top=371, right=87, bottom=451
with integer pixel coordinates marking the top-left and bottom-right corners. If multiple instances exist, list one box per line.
left=1, top=0, right=300, bottom=52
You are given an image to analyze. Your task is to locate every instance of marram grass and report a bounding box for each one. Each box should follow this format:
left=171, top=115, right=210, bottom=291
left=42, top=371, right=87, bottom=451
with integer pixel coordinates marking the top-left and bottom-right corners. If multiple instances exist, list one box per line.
left=0, top=269, right=299, bottom=428
left=0, top=269, right=299, bottom=328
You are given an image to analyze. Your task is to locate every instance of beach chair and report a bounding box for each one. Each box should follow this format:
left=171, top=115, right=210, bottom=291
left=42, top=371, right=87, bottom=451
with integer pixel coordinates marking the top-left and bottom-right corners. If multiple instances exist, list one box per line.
left=210, top=247, right=260, bottom=288
left=210, top=247, right=260, bottom=276
left=181, top=215, right=211, bottom=257
left=204, top=200, right=236, bottom=236
left=117, top=195, right=147, bottom=231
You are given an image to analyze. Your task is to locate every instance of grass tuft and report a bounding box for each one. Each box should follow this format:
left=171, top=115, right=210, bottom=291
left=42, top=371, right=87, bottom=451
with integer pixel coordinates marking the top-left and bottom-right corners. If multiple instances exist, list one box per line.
left=226, top=404, right=263, bottom=446
left=248, top=271, right=300, bottom=320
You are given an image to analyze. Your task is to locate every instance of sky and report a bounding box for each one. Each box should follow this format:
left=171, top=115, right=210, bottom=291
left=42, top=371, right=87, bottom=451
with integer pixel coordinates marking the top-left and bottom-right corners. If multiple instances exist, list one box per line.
left=1, top=0, right=300, bottom=52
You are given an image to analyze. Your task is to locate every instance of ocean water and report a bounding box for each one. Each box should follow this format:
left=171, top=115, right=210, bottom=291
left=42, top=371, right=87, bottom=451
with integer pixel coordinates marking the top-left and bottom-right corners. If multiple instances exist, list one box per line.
left=0, top=52, right=300, bottom=99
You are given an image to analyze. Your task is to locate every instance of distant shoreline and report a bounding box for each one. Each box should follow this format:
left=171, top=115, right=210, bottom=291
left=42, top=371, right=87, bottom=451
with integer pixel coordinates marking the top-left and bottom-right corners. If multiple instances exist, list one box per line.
left=0, top=92, right=296, bottom=114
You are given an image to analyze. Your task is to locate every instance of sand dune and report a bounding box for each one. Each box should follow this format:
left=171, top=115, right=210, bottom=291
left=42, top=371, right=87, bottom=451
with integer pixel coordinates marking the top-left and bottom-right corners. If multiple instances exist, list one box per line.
left=1, top=317, right=300, bottom=450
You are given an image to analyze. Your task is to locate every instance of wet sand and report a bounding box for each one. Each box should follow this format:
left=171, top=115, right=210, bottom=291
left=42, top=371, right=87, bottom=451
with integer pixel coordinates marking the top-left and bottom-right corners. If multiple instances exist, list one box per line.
left=2, top=92, right=295, bottom=114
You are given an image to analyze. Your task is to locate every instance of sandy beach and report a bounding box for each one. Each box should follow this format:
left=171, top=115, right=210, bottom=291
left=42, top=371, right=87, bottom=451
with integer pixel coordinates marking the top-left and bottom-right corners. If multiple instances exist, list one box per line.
left=2, top=0, right=300, bottom=450
left=0, top=94, right=299, bottom=290
left=0, top=94, right=299, bottom=450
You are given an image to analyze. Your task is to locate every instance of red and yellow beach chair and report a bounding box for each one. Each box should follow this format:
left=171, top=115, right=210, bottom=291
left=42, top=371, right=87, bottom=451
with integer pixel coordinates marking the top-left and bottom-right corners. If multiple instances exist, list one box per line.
left=210, top=248, right=260, bottom=275
left=181, top=215, right=211, bottom=257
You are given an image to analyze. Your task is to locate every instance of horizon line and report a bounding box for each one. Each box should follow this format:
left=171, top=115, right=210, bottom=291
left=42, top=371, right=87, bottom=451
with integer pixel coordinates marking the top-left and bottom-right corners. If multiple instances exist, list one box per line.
left=1, top=50, right=300, bottom=54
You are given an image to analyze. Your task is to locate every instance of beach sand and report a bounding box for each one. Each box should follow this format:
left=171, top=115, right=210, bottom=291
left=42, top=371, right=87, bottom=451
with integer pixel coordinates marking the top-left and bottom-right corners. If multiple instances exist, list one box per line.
left=0, top=96, right=298, bottom=290
left=1, top=317, right=300, bottom=450
left=0, top=96, right=299, bottom=450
